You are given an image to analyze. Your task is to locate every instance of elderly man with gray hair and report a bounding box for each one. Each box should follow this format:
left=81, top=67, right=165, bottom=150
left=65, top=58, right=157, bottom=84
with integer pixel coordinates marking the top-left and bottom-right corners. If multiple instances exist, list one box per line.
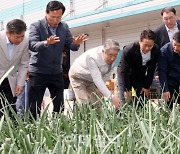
left=69, top=39, right=120, bottom=109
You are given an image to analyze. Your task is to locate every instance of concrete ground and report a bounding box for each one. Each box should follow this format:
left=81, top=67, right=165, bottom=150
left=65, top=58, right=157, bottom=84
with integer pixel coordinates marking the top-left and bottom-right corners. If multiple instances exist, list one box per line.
left=42, top=89, right=74, bottom=118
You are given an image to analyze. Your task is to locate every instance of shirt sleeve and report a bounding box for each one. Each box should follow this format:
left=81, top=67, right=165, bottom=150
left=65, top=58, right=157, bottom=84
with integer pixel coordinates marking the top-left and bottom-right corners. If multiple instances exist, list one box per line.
left=121, top=50, right=132, bottom=91
left=86, top=55, right=111, bottom=98
left=17, top=39, right=29, bottom=87
left=64, top=23, right=80, bottom=51
left=29, top=23, right=47, bottom=51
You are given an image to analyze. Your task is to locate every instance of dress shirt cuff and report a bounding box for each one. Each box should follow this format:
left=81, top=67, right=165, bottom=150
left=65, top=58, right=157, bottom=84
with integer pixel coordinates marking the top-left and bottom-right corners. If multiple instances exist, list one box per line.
left=44, top=41, right=48, bottom=47
left=103, top=89, right=112, bottom=99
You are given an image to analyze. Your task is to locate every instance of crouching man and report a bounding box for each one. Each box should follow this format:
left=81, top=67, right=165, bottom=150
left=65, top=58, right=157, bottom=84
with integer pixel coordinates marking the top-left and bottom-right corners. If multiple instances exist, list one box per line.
left=69, top=39, right=120, bottom=109
left=117, top=29, right=159, bottom=106
left=158, top=31, right=180, bottom=108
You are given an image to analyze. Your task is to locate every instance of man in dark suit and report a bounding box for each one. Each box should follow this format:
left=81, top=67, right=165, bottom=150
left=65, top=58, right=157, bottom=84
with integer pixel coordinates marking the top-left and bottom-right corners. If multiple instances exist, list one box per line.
left=158, top=31, right=180, bottom=108
left=153, top=7, right=180, bottom=98
left=155, top=6, right=180, bottom=48
left=117, top=30, right=159, bottom=105
left=28, top=1, right=87, bottom=119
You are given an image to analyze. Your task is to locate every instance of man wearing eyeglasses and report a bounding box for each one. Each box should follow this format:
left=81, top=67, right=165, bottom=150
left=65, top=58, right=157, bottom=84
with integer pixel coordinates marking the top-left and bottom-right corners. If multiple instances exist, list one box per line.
left=69, top=39, right=120, bottom=110
left=28, top=1, right=87, bottom=119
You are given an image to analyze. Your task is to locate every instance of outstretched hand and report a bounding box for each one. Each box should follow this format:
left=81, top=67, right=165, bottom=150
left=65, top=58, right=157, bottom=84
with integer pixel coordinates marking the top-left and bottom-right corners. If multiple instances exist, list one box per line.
left=124, top=91, right=132, bottom=102
left=45, top=35, right=60, bottom=45
left=73, top=34, right=88, bottom=45
left=163, top=92, right=171, bottom=102
left=140, top=88, right=150, bottom=97
left=112, top=95, right=120, bottom=110
left=15, top=85, right=23, bottom=96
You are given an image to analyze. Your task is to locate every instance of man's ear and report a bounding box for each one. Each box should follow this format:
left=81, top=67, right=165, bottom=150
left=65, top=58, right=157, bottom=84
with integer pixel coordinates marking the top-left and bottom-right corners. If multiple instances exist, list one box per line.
left=6, top=31, right=9, bottom=36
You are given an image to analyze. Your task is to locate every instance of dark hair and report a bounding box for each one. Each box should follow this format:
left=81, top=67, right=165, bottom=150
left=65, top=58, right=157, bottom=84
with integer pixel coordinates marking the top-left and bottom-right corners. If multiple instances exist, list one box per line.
left=140, top=29, right=156, bottom=42
left=161, top=7, right=176, bottom=16
left=6, top=19, right=27, bottom=34
left=46, top=1, right=65, bottom=14
left=173, top=31, right=180, bottom=43
left=123, top=45, right=126, bottom=50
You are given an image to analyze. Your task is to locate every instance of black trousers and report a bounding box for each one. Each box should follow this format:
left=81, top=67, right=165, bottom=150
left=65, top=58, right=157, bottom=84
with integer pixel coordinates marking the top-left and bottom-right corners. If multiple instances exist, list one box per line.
left=0, top=78, right=17, bottom=117
left=167, top=85, right=180, bottom=109
left=28, top=72, right=64, bottom=119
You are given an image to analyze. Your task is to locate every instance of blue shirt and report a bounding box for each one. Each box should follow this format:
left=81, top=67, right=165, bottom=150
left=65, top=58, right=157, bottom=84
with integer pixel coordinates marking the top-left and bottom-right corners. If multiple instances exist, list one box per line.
left=48, top=24, right=57, bottom=35
left=6, top=36, right=14, bottom=60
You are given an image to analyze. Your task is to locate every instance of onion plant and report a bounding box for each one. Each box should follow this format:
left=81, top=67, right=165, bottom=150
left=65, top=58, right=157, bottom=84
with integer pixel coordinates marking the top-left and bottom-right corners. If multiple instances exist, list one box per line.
left=0, top=98, right=179, bottom=154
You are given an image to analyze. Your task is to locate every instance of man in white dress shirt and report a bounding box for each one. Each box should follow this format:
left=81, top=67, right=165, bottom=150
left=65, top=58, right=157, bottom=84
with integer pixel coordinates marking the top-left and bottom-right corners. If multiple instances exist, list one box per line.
left=69, top=39, right=120, bottom=109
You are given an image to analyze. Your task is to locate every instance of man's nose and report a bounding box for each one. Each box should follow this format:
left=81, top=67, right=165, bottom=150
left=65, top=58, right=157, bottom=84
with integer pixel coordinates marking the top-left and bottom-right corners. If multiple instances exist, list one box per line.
left=167, top=19, right=171, bottom=24
left=145, top=47, right=150, bottom=51
left=53, top=18, right=60, bottom=22
left=111, top=56, right=116, bottom=62
left=18, top=37, right=24, bottom=43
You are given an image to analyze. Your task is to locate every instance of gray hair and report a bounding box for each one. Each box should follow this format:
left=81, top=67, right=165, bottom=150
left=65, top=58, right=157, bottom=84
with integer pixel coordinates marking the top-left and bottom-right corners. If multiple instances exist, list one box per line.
left=103, top=39, right=120, bottom=52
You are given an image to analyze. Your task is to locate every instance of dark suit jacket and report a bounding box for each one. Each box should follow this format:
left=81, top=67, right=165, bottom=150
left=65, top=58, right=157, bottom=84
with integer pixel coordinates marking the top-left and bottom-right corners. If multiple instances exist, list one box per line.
left=118, top=42, right=160, bottom=91
left=29, top=18, right=79, bottom=75
left=158, top=42, right=180, bottom=92
left=155, top=20, right=180, bottom=48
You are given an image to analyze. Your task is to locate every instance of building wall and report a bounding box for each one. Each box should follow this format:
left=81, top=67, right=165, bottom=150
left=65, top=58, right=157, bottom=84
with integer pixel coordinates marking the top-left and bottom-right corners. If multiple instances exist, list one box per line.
left=0, top=0, right=179, bottom=29
left=64, top=0, right=179, bottom=28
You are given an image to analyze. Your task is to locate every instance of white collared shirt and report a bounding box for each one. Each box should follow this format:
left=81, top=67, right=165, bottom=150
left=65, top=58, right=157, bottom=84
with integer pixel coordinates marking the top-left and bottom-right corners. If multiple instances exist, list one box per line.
left=6, top=36, right=14, bottom=60
left=165, top=23, right=179, bottom=42
left=141, top=50, right=151, bottom=66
